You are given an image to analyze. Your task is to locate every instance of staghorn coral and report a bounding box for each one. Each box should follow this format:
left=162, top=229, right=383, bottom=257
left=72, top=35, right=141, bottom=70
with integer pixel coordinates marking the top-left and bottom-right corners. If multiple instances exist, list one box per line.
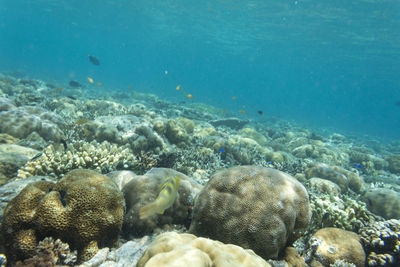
left=1, top=169, right=125, bottom=264
left=122, top=168, right=202, bottom=237
left=360, top=219, right=400, bottom=266
left=17, top=140, right=135, bottom=178
left=136, top=232, right=271, bottom=267
left=189, top=166, right=311, bottom=260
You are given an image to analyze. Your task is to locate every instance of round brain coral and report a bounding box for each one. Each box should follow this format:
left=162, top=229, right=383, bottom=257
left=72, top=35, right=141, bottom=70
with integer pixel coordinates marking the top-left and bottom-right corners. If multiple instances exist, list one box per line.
left=189, top=165, right=311, bottom=260
left=0, top=169, right=125, bottom=264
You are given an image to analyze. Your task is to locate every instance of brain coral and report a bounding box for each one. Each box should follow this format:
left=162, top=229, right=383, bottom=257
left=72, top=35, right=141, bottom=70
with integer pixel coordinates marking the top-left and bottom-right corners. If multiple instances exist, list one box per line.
left=0, top=169, right=125, bottom=264
left=363, top=188, right=400, bottom=219
left=189, top=165, right=311, bottom=259
left=136, top=231, right=271, bottom=267
left=122, top=168, right=202, bottom=237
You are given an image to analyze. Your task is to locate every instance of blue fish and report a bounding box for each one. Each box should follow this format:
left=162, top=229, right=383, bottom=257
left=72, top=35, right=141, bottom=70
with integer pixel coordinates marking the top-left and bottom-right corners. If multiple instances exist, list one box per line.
left=219, top=148, right=225, bottom=152
left=354, top=163, right=363, bottom=168
left=267, top=162, right=273, bottom=164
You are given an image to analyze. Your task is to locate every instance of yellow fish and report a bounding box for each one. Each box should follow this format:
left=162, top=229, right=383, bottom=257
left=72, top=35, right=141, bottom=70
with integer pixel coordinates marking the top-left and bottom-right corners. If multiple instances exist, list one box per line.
left=185, top=93, right=194, bottom=99
left=87, top=77, right=94, bottom=84
left=140, top=176, right=181, bottom=219
left=176, top=84, right=183, bottom=91
left=97, top=82, right=103, bottom=86
left=239, top=109, right=246, bottom=114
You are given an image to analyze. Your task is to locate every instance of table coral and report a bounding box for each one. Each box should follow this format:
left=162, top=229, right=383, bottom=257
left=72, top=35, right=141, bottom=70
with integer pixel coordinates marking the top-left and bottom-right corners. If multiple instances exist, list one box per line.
left=0, top=169, right=125, bottom=264
left=189, top=165, right=311, bottom=260
left=136, top=232, right=271, bottom=267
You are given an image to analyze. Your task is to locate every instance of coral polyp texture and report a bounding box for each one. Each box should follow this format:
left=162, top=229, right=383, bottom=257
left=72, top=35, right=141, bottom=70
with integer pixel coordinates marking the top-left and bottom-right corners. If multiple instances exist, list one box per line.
left=17, top=140, right=134, bottom=178
left=136, top=231, right=271, bottom=267
left=189, top=165, right=311, bottom=260
left=0, top=169, right=125, bottom=264
left=360, top=219, right=400, bottom=267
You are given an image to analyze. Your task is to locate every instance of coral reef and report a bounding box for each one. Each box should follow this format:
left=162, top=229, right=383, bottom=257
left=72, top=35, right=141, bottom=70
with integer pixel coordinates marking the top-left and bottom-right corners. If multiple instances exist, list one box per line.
left=360, top=219, right=400, bottom=266
left=136, top=232, right=271, bottom=267
left=0, top=104, right=66, bottom=142
left=122, top=168, right=202, bottom=237
left=385, top=154, right=400, bottom=174
left=309, top=193, right=378, bottom=232
left=1, top=169, right=125, bottom=263
left=363, top=188, right=400, bottom=219
left=15, top=237, right=77, bottom=266
left=189, top=165, right=311, bottom=259
left=304, top=227, right=365, bottom=267
left=17, top=140, right=135, bottom=178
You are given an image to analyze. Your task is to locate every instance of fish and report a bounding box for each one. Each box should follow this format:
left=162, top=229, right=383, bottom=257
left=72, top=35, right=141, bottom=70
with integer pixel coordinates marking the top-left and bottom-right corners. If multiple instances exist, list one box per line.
left=56, top=87, right=63, bottom=92
left=88, top=55, right=100, bottom=65
left=2, top=79, right=8, bottom=84
left=239, top=110, right=246, bottom=114
left=139, top=175, right=181, bottom=219
left=354, top=163, right=363, bottom=168
left=219, top=148, right=225, bottom=152
left=97, top=82, right=103, bottom=86
left=31, top=152, right=44, bottom=161
left=185, top=93, right=194, bottom=99
left=76, top=118, right=89, bottom=125
left=87, top=77, right=94, bottom=84
left=396, top=101, right=400, bottom=106
left=257, top=110, right=263, bottom=115
left=176, top=85, right=183, bottom=91
left=69, top=80, right=81, bottom=87
left=231, top=96, right=237, bottom=100
left=66, top=95, right=77, bottom=100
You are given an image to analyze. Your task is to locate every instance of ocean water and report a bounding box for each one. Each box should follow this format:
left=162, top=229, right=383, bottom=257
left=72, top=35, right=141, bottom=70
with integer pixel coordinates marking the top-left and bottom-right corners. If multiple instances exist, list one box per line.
left=0, top=0, right=399, bottom=141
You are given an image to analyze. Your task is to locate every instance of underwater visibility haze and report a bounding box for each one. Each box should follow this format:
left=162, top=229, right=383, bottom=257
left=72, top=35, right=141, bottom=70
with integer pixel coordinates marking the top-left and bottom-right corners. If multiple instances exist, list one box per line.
left=1, top=0, right=399, bottom=140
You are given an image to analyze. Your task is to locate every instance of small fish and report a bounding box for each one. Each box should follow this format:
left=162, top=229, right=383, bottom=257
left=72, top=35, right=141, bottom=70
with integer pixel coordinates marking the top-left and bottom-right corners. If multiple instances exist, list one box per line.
left=396, top=101, right=400, bottom=106
left=88, top=55, right=100, bottom=65
left=140, top=176, right=181, bottom=219
left=239, top=110, right=246, bottom=114
left=66, top=95, right=77, bottom=100
left=354, top=163, right=363, bottom=168
left=2, top=79, right=8, bottom=84
left=231, top=96, right=237, bottom=100
left=257, top=110, right=263, bottom=115
left=185, top=93, right=194, bottom=99
left=176, top=85, right=183, bottom=91
left=267, top=162, right=273, bottom=165
left=222, top=108, right=227, bottom=113
left=69, top=80, right=81, bottom=87
left=76, top=118, right=89, bottom=125
left=56, top=87, right=63, bottom=92
left=31, top=152, right=44, bottom=161
left=97, top=82, right=103, bottom=86
left=87, top=77, right=94, bottom=84
left=219, top=148, right=225, bottom=152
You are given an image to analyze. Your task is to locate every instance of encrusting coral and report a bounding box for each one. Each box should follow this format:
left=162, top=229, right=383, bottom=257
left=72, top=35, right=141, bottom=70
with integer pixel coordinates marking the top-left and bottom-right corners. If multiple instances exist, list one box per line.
left=0, top=169, right=125, bottom=264
left=189, top=165, right=311, bottom=260
left=17, top=140, right=135, bottom=178
left=136, top=231, right=271, bottom=267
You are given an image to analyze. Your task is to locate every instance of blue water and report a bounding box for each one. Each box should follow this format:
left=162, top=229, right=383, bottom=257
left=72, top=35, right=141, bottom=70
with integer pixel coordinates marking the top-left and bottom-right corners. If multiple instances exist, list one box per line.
left=0, top=0, right=399, bottom=140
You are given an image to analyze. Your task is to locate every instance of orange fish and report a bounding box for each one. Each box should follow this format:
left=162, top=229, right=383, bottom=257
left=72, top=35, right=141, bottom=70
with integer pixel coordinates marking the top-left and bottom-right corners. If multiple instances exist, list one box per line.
left=231, top=96, right=237, bottom=100
left=56, top=87, right=63, bottom=92
left=97, top=82, right=103, bottom=86
left=87, top=77, right=94, bottom=84
left=176, top=85, right=183, bottom=91
left=222, top=108, right=227, bottom=113
left=239, top=110, right=246, bottom=114
left=185, top=93, right=194, bottom=99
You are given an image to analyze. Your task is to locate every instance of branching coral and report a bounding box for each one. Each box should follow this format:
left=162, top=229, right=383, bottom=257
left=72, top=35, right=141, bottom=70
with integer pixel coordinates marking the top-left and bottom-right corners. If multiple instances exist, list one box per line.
left=17, top=140, right=135, bottom=178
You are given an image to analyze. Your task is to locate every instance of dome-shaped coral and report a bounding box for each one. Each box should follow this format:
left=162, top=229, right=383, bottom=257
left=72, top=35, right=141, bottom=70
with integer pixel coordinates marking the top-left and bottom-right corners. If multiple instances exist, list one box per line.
left=189, top=165, right=311, bottom=259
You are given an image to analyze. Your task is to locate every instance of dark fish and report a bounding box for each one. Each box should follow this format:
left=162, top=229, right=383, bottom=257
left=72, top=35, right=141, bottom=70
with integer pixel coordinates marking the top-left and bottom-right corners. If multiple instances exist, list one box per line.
left=31, top=152, right=44, bottom=161
left=60, top=139, right=67, bottom=150
left=88, top=55, right=100, bottom=65
left=396, top=101, right=400, bottom=106
left=257, top=110, right=263, bottom=115
left=66, top=95, right=77, bottom=100
left=69, top=80, right=81, bottom=87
